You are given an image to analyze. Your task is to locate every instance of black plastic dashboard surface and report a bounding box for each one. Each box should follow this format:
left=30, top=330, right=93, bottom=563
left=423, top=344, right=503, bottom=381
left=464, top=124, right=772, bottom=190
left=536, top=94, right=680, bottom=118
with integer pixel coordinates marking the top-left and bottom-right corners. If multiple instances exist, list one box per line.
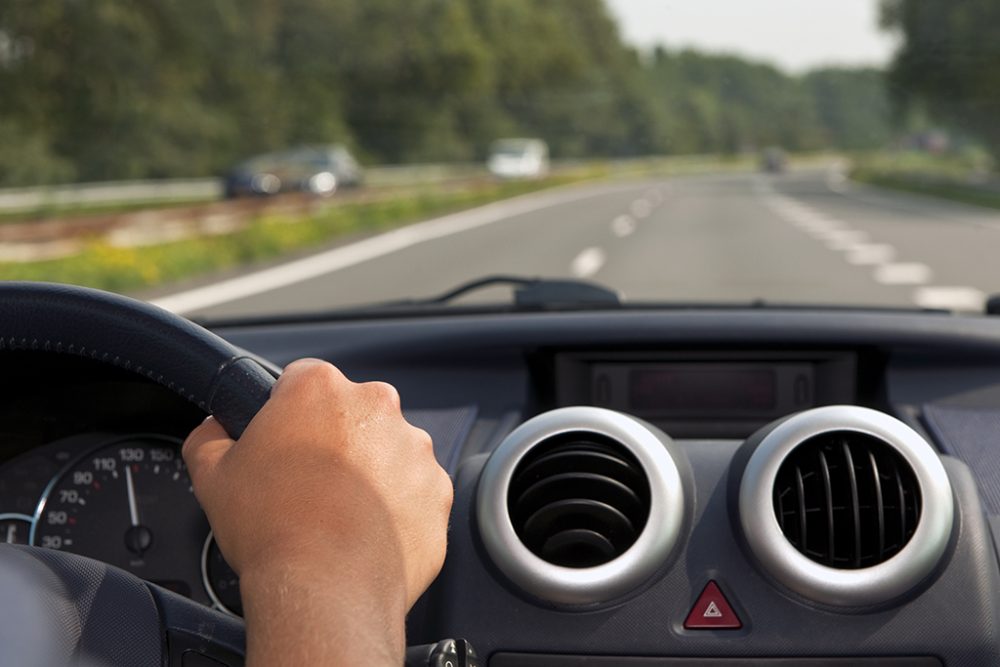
left=5, top=307, right=1000, bottom=663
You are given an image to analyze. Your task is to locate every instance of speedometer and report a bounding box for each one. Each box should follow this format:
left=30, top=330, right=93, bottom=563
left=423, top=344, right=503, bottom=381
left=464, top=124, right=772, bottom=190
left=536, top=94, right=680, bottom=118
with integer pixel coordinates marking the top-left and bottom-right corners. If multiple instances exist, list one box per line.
left=31, top=435, right=211, bottom=603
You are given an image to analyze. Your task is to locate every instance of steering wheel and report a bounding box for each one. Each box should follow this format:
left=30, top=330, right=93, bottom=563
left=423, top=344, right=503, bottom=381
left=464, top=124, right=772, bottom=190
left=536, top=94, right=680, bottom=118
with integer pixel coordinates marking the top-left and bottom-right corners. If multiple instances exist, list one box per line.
left=0, top=282, right=276, bottom=667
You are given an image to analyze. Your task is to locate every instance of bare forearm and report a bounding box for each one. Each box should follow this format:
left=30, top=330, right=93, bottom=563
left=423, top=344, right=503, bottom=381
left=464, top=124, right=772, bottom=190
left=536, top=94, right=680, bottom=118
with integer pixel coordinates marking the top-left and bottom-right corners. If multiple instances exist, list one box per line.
left=241, top=559, right=407, bottom=667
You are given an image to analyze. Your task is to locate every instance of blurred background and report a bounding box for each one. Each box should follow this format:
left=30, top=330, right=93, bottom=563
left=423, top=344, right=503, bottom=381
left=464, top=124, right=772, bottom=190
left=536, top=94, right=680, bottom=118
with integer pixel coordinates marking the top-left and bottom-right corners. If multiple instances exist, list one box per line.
left=0, top=0, right=997, bottom=315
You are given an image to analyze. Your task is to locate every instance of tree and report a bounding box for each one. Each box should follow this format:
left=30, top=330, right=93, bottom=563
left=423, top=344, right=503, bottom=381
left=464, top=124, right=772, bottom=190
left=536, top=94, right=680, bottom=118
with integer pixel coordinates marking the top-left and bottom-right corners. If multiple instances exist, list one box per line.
left=882, top=0, right=1000, bottom=159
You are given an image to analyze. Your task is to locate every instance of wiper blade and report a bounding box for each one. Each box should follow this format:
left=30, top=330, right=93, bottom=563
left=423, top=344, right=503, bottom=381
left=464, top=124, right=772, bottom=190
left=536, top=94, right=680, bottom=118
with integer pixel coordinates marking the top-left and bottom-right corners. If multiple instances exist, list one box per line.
left=378, top=274, right=622, bottom=310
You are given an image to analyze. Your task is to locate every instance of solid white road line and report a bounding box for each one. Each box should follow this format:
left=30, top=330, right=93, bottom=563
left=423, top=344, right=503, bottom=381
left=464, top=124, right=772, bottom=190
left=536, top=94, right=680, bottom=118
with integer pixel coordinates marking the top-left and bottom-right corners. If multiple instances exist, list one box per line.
left=913, top=286, right=987, bottom=311
left=151, top=182, right=643, bottom=314
left=570, top=247, right=606, bottom=278
left=611, top=214, right=637, bottom=238
left=874, top=262, right=932, bottom=285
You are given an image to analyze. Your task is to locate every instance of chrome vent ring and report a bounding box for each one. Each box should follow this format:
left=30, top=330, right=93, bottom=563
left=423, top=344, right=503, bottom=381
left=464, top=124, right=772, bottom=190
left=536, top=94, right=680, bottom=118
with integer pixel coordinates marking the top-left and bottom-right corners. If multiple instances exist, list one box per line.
left=739, top=406, right=954, bottom=607
left=477, top=407, right=686, bottom=606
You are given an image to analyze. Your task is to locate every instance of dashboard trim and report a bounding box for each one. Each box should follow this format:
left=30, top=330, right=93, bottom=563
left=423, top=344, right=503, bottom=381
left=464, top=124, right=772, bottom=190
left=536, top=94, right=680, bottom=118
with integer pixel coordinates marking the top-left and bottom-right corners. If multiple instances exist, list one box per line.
left=738, top=405, right=955, bottom=607
left=476, top=406, right=686, bottom=606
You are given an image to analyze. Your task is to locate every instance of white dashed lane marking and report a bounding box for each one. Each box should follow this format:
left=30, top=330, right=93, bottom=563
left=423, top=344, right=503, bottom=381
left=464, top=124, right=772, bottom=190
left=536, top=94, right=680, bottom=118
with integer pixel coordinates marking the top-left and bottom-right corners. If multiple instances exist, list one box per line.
left=913, top=286, right=987, bottom=311
left=611, top=215, right=637, bottom=238
left=763, top=187, right=989, bottom=312
left=570, top=246, right=606, bottom=278
left=630, top=199, right=652, bottom=219
left=845, top=243, right=895, bottom=265
left=874, top=262, right=932, bottom=286
left=822, top=229, right=869, bottom=251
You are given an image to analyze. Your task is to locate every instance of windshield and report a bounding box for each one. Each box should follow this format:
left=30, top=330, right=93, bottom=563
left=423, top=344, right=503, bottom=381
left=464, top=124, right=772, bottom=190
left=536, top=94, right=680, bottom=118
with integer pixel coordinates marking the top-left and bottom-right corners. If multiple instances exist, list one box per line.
left=0, top=1, right=996, bottom=319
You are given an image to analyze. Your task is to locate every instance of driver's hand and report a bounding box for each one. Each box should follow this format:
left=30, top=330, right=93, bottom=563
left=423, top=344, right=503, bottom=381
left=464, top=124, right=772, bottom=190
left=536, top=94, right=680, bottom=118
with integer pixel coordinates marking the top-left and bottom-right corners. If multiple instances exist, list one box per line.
left=182, top=359, right=453, bottom=657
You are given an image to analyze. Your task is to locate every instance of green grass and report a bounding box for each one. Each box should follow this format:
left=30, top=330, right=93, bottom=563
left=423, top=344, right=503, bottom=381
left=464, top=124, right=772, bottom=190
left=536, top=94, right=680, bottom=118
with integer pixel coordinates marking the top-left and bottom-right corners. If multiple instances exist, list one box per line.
left=0, top=174, right=594, bottom=293
left=851, top=171, right=1000, bottom=209
left=850, top=150, right=1000, bottom=210
left=0, top=156, right=761, bottom=294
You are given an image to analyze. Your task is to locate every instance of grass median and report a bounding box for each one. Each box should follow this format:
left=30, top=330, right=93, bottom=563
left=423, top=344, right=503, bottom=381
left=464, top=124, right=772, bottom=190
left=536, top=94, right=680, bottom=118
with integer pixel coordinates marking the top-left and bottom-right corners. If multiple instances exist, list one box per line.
left=0, top=156, right=764, bottom=295
left=0, top=174, right=597, bottom=293
left=850, top=151, right=1000, bottom=210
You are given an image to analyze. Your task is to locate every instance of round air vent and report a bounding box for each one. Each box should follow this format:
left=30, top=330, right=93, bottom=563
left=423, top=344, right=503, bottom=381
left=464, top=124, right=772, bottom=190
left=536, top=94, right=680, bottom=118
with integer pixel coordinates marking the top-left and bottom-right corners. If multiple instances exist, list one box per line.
left=477, top=407, right=686, bottom=606
left=773, top=431, right=921, bottom=569
left=507, top=432, right=650, bottom=568
left=739, top=406, right=954, bottom=607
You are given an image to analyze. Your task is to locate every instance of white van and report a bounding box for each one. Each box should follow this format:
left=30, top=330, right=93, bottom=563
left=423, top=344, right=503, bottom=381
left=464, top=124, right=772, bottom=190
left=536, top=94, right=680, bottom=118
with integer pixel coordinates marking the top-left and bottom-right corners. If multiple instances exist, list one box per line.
left=487, top=138, right=550, bottom=179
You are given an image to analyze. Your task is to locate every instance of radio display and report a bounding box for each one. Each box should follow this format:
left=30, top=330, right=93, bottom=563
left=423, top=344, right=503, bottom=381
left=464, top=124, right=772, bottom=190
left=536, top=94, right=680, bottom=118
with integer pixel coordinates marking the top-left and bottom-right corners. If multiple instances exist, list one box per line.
left=629, top=368, right=777, bottom=412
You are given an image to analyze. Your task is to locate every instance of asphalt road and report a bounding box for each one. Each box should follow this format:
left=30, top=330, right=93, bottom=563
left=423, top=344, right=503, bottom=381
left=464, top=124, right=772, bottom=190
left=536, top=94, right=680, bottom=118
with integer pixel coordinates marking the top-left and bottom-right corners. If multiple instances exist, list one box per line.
left=152, top=167, right=1000, bottom=319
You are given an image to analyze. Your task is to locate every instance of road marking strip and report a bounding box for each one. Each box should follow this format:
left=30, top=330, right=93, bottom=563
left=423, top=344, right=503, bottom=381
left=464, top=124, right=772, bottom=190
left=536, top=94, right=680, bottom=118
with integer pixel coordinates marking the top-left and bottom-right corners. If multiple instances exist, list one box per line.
left=764, top=188, right=988, bottom=312
left=845, top=243, right=895, bottom=265
left=822, top=229, right=869, bottom=251
left=570, top=247, right=606, bottom=278
left=913, top=287, right=987, bottom=311
left=630, top=199, right=652, bottom=219
left=611, top=215, right=637, bottom=238
left=151, top=181, right=645, bottom=314
left=874, top=262, right=932, bottom=285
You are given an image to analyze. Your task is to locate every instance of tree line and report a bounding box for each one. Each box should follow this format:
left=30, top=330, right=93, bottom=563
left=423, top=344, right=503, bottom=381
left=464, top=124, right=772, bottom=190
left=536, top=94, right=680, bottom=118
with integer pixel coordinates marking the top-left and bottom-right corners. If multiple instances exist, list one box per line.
left=0, top=0, right=895, bottom=186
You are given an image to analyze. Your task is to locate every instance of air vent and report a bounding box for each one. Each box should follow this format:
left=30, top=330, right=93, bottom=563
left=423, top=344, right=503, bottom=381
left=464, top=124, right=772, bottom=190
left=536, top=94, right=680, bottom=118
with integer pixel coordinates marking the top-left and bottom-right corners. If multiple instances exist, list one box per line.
left=773, top=431, right=921, bottom=569
left=507, top=433, right=651, bottom=568
left=477, top=407, right=686, bottom=606
left=739, top=406, right=954, bottom=607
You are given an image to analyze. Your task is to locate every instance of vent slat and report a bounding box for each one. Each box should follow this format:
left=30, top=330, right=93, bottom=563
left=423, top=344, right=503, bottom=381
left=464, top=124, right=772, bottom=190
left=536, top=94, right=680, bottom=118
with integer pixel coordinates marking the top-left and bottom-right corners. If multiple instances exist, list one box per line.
left=891, top=455, right=907, bottom=541
left=842, top=441, right=862, bottom=568
left=818, top=447, right=835, bottom=565
left=772, top=431, right=921, bottom=570
left=513, top=472, right=644, bottom=525
left=509, top=432, right=651, bottom=569
left=795, top=465, right=807, bottom=551
left=869, top=449, right=886, bottom=560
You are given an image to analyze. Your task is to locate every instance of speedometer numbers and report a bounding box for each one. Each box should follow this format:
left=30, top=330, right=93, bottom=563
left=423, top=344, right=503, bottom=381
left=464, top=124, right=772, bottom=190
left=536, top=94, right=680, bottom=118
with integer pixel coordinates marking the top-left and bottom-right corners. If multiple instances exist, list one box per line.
left=32, top=436, right=212, bottom=604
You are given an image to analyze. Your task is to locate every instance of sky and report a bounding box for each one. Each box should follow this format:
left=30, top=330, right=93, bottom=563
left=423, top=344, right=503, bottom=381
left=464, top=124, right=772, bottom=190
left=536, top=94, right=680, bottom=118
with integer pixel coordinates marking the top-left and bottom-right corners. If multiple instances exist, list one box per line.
left=604, top=0, right=898, bottom=73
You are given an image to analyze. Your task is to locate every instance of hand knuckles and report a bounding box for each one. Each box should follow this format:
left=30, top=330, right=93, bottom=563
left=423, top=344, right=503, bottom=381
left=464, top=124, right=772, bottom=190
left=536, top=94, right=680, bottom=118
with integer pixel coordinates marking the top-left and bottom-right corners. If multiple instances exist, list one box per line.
left=364, top=381, right=401, bottom=408
left=411, top=426, right=433, bottom=450
left=286, top=361, right=346, bottom=397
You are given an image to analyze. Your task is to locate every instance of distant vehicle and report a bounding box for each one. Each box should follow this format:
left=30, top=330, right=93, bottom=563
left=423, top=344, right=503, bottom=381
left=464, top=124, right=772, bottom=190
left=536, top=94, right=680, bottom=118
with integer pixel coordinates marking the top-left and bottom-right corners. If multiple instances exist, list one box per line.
left=487, top=138, right=549, bottom=179
left=759, top=147, right=787, bottom=173
left=223, top=145, right=363, bottom=198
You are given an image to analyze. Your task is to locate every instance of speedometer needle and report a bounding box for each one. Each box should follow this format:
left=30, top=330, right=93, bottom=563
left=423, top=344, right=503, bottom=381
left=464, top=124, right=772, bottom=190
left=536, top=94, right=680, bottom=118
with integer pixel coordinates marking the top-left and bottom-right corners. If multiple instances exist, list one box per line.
left=125, top=465, right=140, bottom=527
left=123, top=465, right=153, bottom=556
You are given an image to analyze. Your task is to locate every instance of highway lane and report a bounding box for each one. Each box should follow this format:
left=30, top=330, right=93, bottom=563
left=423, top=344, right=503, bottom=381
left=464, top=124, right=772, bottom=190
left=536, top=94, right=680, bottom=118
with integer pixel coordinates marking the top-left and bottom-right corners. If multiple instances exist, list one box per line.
left=154, top=168, right=1000, bottom=319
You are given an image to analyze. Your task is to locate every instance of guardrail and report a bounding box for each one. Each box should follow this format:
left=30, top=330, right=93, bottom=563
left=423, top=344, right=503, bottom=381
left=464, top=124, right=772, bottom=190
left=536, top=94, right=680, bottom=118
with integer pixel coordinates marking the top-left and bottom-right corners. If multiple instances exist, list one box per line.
left=0, top=163, right=489, bottom=214
left=0, top=179, right=222, bottom=212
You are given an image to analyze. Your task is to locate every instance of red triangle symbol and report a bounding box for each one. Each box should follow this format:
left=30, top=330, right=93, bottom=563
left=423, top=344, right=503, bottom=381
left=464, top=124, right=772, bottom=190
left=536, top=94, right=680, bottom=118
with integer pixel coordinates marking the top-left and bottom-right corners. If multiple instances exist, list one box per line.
left=684, top=581, right=742, bottom=629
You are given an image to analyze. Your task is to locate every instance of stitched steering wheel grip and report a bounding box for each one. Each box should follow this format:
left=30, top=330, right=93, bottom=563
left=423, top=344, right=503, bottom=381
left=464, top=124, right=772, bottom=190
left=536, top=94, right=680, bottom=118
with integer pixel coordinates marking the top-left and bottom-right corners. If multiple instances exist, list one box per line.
left=0, top=282, right=276, bottom=439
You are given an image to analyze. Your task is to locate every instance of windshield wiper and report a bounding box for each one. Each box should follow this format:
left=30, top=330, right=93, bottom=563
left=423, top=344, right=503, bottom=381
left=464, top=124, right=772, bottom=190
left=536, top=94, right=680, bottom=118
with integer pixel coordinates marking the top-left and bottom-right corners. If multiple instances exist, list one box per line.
left=375, top=275, right=622, bottom=310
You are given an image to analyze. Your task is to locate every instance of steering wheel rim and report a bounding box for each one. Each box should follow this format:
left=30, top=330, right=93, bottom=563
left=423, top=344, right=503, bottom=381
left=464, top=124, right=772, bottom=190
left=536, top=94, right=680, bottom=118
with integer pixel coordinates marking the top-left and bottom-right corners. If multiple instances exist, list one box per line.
left=0, top=282, right=275, bottom=666
left=0, top=282, right=276, bottom=439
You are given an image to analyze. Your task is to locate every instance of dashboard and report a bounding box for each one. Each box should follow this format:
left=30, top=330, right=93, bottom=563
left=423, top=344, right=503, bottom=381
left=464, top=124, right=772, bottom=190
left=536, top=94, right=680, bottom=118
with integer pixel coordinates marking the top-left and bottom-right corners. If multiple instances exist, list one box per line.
left=5, top=308, right=1000, bottom=664
left=0, top=353, right=240, bottom=614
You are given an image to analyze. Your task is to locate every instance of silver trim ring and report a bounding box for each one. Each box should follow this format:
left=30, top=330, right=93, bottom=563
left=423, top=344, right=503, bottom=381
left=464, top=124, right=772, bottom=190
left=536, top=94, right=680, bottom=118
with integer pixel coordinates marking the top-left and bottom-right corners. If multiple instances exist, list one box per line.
left=201, top=532, right=239, bottom=616
left=477, top=407, right=686, bottom=606
left=739, top=405, right=954, bottom=607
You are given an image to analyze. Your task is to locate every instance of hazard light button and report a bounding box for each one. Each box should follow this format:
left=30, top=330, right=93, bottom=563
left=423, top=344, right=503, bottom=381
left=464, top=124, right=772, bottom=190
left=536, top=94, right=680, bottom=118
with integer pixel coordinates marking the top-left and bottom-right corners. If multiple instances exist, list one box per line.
left=683, top=581, right=742, bottom=629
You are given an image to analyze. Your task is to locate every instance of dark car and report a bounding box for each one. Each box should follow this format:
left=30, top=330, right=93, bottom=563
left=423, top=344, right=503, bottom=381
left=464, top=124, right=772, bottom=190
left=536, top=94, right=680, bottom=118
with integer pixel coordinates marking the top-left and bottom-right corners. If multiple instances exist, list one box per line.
left=222, top=145, right=363, bottom=198
left=759, top=146, right=788, bottom=173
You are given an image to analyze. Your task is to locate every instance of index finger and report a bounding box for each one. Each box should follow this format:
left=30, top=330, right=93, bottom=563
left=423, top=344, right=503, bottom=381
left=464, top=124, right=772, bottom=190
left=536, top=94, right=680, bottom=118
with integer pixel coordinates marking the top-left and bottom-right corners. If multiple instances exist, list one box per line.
left=182, top=416, right=234, bottom=484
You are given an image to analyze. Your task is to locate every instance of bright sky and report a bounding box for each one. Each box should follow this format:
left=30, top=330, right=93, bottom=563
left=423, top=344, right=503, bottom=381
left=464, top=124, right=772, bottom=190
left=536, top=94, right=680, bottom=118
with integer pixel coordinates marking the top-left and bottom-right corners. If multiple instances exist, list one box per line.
left=604, top=0, right=898, bottom=72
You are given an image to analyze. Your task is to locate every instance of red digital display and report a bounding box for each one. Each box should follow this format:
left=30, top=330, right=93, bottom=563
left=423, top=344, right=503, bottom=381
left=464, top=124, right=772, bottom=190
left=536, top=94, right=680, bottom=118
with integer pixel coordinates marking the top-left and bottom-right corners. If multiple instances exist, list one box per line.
left=629, top=368, right=777, bottom=412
